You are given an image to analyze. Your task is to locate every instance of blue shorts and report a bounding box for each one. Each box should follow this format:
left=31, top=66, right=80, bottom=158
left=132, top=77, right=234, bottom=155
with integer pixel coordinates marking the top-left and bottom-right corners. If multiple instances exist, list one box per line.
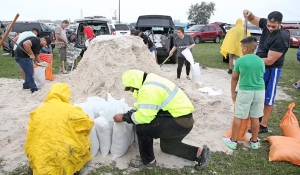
left=264, top=67, right=282, bottom=105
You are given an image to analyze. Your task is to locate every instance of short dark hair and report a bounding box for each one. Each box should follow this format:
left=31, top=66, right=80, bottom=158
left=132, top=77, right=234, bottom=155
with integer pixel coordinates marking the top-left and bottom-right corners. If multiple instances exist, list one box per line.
left=83, top=23, right=88, bottom=26
left=267, top=11, right=283, bottom=23
left=240, top=36, right=257, bottom=51
left=31, top=28, right=39, bottom=34
left=62, top=20, right=69, bottom=24
left=177, top=27, right=184, bottom=34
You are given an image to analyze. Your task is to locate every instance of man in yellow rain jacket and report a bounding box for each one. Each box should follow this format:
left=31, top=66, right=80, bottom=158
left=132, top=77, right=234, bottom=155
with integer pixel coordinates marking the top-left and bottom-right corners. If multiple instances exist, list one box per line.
left=113, top=69, right=210, bottom=170
left=220, top=18, right=251, bottom=74
left=25, top=83, right=94, bottom=175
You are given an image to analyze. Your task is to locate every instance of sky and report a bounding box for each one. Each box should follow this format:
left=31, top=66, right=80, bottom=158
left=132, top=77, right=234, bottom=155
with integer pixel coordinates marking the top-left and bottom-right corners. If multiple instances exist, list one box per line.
left=0, top=0, right=299, bottom=24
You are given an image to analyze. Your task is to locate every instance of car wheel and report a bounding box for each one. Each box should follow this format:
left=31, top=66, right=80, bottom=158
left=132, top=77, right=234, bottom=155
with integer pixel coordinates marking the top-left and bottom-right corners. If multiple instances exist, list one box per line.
left=214, top=36, right=221, bottom=43
left=194, top=36, right=201, bottom=44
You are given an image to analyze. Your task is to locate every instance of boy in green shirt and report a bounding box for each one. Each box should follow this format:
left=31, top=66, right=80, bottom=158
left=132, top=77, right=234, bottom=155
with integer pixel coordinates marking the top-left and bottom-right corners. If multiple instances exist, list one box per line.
left=222, top=36, right=265, bottom=150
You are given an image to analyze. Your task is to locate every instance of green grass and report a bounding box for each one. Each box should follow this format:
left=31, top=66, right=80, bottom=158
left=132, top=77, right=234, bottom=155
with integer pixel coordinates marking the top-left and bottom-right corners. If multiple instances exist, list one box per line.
left=1, top=41, right=300, bottom=174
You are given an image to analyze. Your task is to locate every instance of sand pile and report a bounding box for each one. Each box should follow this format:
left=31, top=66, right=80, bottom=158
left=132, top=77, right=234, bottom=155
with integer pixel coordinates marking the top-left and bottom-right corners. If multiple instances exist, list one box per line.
left=62, top=35, right=165, bottom=104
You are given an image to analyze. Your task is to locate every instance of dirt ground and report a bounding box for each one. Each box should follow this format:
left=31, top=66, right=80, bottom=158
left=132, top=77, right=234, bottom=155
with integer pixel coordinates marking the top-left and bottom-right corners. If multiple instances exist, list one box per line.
left=0, top=63, right=291, bottom=173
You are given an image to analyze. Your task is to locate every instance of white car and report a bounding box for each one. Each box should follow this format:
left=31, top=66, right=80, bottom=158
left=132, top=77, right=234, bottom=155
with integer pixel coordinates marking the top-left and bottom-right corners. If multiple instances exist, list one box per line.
left=109, top=23, right=131, bottom=36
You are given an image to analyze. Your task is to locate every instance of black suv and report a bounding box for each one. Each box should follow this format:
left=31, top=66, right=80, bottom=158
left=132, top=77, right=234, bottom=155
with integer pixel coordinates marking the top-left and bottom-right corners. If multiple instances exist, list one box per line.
left=135, top=15, right=177, bottom=63
left=1, top=21, right=56, bottom=56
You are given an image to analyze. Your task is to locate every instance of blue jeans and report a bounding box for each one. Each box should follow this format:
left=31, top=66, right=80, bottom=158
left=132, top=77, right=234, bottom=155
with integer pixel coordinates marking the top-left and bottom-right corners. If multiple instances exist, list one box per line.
left=15, top=57, right=38, bottom=93
left=149, top=46, right=154, bottom=52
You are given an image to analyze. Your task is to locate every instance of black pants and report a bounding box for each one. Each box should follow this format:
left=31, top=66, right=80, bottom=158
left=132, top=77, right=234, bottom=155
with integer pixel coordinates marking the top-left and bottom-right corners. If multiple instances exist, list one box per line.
left=136, top=114, right=198, bottom=165
left=177, top=56, right=191, bottom=78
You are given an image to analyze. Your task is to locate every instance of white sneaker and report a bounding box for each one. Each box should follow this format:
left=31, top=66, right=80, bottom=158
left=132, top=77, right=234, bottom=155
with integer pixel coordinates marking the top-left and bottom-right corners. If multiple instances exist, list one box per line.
left=250, top=138, right=259, bottom=150
left=222, top=137, right=237, bottom=150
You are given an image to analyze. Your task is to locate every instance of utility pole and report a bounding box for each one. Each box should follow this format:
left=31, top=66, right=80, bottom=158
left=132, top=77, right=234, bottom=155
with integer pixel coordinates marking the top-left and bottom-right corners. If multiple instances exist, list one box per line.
left=118, top=0, right=120, bottom=23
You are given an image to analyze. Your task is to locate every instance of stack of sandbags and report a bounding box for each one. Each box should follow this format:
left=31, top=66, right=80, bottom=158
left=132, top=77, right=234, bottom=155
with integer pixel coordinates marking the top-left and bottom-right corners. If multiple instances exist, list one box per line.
left=75, top=93, right=135, bottom=160
left=266, top=102, right=300, bottom=166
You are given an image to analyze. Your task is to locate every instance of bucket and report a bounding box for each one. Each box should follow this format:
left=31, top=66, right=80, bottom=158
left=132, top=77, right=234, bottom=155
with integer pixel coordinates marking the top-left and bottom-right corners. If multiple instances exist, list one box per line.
left=39, top=54, right=53, bottom=64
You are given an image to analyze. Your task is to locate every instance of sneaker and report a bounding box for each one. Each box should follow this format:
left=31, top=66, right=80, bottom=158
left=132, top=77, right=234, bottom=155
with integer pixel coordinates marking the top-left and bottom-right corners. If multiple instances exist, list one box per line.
left=228, top=69, right=232, bottom=74
left=293, top=83, right=300, bottom=90
left=248, top=124, right=268, bottom=133
left=222, top=137, right=237, bottom=150
left=250, top=138, right=259, bottom=150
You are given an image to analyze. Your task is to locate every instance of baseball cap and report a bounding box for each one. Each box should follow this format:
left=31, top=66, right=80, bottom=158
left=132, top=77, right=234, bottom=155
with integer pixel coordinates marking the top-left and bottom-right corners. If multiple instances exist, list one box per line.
left=44, top=36, right=52, bottom=47
left=134, top=30, right=140, bottom=36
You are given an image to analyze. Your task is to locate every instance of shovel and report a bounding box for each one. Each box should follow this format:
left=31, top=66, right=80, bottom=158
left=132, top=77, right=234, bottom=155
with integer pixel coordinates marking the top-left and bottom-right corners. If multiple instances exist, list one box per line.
left=159, top=55, right=171, bottom=67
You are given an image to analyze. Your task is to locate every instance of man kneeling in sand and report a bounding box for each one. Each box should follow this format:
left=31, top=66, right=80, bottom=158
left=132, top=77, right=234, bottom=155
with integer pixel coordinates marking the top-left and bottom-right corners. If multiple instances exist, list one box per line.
left=113, top=69, right=210, bottom=170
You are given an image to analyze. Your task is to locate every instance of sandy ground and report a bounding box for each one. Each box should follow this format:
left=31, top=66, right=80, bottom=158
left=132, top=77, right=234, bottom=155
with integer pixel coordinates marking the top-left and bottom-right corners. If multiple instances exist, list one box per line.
left=0, top=66, right=290, bottom=173
left=0, top=36, right=291, bottom=173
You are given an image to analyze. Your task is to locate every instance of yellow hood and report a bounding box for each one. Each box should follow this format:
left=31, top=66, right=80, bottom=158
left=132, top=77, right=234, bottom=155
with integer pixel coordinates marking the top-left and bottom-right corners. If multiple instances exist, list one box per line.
left=220, top=18, right=251, bottom=58
left=122, top=69, right=145, bottom=89
left=44, top=82, right=71, bottom=103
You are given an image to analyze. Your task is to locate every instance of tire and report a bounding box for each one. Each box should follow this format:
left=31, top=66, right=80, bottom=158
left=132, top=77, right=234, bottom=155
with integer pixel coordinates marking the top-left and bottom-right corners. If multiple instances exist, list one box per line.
left=169, top=55, right=177, bottom=64
left=214, top=36, right=221, bottom=43
left=194, top=36, right=201, bottom=44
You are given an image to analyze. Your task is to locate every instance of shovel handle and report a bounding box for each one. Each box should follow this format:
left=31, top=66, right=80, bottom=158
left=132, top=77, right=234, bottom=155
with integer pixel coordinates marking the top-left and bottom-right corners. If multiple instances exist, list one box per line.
left=0, top=13, right=19, bottom=48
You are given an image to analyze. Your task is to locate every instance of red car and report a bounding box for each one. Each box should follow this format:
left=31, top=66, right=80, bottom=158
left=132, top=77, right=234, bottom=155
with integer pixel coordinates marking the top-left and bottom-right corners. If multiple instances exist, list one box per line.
left=287, top=29, right=300, bottom=47
left=185, top=24, right=223, bottom=44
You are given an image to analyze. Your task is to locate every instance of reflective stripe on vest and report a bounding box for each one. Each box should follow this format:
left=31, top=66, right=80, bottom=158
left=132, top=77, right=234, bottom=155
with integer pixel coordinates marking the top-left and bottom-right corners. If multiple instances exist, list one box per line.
left=138, top=81, right=179, bottom=111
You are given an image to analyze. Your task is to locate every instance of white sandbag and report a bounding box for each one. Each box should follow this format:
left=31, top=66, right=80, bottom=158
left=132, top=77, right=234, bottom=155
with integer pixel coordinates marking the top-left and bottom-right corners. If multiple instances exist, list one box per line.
left=154, top=34, right=161, bottom=40
left=155, top=43, right=163, bottom=48
left=191, top=62, right=202, bottom=84
left=87, top=97, right=107, bottom=118
left=89, top=126, right=100, bottom=157
left=94, top=116, right=113, bottom=156
left=154, top=39, right=161, bottom=43
left=74, top=102, right=95, bottom=120
left=34, top=66, right=46, bottom=89
left=110, top=122, right=135, bottom=160
left=181, top=48, right=194, bottom=64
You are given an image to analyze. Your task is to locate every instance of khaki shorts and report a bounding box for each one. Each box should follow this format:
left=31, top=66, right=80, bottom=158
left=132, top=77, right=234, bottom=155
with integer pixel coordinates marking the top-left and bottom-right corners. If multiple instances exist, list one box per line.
left=58, top=47, right=67, bottom=61
left=235, top=90, right=265, bottom=119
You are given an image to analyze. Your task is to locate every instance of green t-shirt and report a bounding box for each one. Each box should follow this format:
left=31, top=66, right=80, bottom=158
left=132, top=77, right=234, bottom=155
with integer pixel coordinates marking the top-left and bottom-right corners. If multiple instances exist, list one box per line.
left=233, top=54, right=265, bottom=90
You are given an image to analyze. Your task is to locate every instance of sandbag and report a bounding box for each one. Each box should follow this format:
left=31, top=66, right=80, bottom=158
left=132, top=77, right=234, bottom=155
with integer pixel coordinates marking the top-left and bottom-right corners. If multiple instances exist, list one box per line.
left=34, top=66, right=46, bottom=89
left=266, top=136, right=300, bottom=165
left=191, top=63, right=201, bottom=84
left=181, top=48, right=194, bottom=64
left=94, top=117, right=113, bottom=156
left=224, top=117, right=250, bottom=141
left=224, top=102, right=250, bottom=141
left=87, top=96, right=107, bottom=118
left=110, top=122, right=135, bottom=160
left=74, top=102, right=98, bottom=157
left=280, top=102, right=300, bottom=139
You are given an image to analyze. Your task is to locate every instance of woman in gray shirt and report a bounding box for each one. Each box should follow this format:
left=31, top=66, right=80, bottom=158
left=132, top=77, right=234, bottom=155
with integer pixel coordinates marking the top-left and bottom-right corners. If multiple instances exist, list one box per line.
left=169, top=27, right=195, bottom=80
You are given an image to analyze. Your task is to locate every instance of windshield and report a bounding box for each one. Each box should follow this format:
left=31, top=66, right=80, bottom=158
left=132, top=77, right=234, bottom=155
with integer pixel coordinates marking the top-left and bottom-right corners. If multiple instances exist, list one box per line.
left=188, top=25, right=204, bottom=31
left=11, top=22, right=41, bottom=32
left=290, top=30, right=300, bottom=36
left=115, top=24, right=129, bottom=31
left=137, top=18, right=172, bottom=27
left=47, top=25, right=56, bottom=30
left=247, top=25, right=260, bottom=30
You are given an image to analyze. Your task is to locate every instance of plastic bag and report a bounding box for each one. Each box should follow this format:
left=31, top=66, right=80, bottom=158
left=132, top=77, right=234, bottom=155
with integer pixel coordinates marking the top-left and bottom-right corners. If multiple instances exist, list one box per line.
left=266, top=136, right=300, bottom=165
left=279, top=102, right=300, bottom=139
left=181, top=48, right=194, bottom=64
left=191, top=62, right=201, bottom=84
left=89, top=126, right=99, bottom=157
left=94, top=116, right=113, bottom=156
left=110, top=122, right=134, bottom=160
left=74, top=102, right=95, bottom=120
left=87, top=96, right=106, bottom=118
left=34, top=66, right=46, bottom=89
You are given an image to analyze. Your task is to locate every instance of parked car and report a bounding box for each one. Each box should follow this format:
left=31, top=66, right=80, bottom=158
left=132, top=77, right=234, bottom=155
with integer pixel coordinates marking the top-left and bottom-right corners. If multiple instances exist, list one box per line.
left=109, top=23, right=131, bottom=36
left=185, top=24, right=223, bottom=44
left=135, top=15, right=176, bottom=63
left=74, top=16, right=111, bottom=49
left=129, top=23, right=136, bottom=35
left=287, top=29, right=300, bottom=47
left=1, top=21, right=56, bottom=55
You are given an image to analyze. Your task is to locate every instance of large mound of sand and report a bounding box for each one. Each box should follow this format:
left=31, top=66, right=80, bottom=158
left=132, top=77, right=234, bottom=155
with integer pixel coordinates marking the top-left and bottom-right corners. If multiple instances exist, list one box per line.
left=0, top=35, right=291, bottom=173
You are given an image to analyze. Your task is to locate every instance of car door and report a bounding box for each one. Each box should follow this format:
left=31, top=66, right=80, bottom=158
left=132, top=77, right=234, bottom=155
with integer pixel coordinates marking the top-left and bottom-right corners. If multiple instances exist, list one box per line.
left=200, top=26, right=209, bottom=39
left=208, top=26, right=217, bottom=39
left=114, top=24, right=130, bottom=36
